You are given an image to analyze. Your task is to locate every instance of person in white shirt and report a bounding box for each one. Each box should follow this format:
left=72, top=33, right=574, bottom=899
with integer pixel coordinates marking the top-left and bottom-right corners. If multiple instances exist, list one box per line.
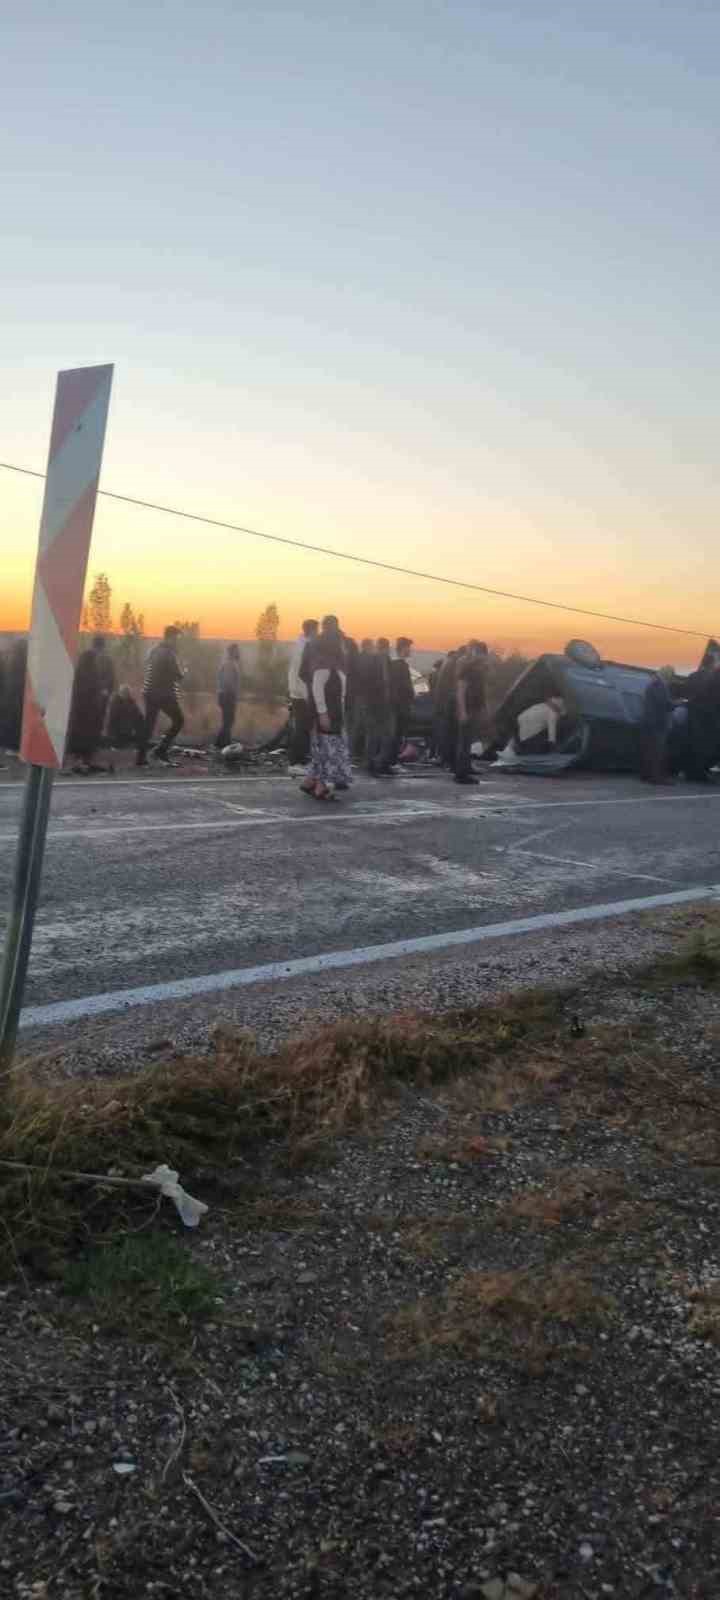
left=515, top=696, right=566, bottom=754
left=287, top=619, right=318, bottom=771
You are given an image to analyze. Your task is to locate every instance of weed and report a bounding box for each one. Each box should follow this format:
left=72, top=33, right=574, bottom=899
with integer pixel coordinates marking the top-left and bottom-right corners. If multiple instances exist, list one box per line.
left=61, top=1230, right=220, bottom=1340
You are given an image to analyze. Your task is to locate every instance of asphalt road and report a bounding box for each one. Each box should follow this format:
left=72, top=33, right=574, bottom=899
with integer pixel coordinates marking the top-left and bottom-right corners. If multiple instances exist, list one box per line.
left=1, top=763, right=720, bottom=1039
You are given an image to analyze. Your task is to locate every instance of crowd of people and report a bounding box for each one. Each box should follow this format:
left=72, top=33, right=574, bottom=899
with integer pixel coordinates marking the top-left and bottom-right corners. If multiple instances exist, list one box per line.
left=286, top=618, right=489, bottom=800
left=1, top=624, right=719, bottom=795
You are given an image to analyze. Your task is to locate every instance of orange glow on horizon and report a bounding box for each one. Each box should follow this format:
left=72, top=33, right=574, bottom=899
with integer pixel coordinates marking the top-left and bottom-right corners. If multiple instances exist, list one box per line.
left=0, top=579, right=704, bottom=671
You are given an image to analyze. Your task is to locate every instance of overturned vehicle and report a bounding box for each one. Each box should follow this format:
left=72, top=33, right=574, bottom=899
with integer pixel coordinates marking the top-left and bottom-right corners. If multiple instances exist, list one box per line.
left=487, top=639, right=720, bottom=777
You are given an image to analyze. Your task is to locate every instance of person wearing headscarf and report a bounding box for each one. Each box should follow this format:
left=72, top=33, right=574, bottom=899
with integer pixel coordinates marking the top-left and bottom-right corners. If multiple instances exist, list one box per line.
left=299, top=615, right=352, bottom=800
left=66, top=635, right=115, bottom=772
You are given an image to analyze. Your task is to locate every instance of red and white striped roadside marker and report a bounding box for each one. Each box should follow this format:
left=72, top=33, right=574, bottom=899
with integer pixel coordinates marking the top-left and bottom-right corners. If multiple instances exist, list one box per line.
left=21, top=364, right=114, bottom=766
left=1, top=364, right=114, bottom=1063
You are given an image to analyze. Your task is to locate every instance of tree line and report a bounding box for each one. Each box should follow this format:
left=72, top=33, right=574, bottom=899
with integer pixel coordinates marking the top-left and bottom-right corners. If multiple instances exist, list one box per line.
left=80, top=574, right=288, bottom=702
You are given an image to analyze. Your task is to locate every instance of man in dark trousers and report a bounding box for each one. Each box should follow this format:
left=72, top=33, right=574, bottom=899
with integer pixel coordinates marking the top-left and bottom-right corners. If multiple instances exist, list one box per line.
left=638, top=673, right=672, bottom=784
left=389, top=637, right=415, bottom=764
left=684, top=650, right=720, bottom=781
left=366, top=638, right=395, bottom=776
left=137, top=625, right=184, bottom=767
left=215, top=643, right=242, bottom=750
left=349, top=638, right=376, bottom=763
left=433, top=650, right=459, bottom=767
left=453, top=640, right=488, bottom=785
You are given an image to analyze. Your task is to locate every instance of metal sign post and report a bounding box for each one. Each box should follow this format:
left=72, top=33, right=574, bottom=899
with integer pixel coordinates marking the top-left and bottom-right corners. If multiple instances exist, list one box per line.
left=0, top=364, right=114, bottom=1067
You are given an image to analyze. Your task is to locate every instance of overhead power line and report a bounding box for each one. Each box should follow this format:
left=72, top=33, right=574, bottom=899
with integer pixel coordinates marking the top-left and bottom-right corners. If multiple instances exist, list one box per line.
left=0, top=459, right=710, bottom=641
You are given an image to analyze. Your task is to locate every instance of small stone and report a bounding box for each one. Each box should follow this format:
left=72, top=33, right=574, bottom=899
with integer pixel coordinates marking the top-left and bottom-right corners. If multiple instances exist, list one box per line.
left=46, top=1404, right=64, bottom=1424
left=296, top=1271, right=318, bottom=1286
left=53, top=1499, right=73, bottom=1515
left=481, top=1581, right=505, bottom=1600
left=507, top=1578, right=539, bottom=1599
left=579, top=1541, right=594, bottom=1561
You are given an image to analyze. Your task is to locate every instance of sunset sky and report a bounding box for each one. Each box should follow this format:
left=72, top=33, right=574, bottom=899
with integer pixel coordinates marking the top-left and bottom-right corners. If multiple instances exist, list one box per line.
left=2, top=1, right=718, bottom=667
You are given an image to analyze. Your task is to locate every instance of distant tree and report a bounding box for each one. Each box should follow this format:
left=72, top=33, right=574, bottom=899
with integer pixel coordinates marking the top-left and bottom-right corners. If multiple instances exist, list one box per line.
left=658, top=664, right=675, bottom=682
left=80, top=603, right=90, bottom=632
left=112, top=602, right=146, bottom=682
left=255, top=604, right=282, bottom=701
left=255, top=604, right=279, bottom=652
left=88, top=572, right=112, bottom=634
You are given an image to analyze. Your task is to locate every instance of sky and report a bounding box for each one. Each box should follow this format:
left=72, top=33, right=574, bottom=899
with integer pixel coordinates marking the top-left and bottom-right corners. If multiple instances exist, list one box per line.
left=2, top=0, right=719, bottom=666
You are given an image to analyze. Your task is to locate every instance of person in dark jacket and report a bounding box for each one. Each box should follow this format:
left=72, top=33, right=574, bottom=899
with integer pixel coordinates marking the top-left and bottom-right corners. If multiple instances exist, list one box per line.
left=365, top=638, right=395, bottom=776
left=66, top=635, right=115, bottom=771
left=349, top=639, right=376, bottom=762
left=137, top=625, right=184, bottom=766
left=299, top=615, right=352, bottom=800
left=0, top=640, right=27, bottom=753
left=215, top=644, right=242, bottom=750
left=638, top=674, right=672, bottom=784
left=107, top=685, right=146, bottom=749
left=388, top=637, right=415, bottom=765
left=433, top=650, right=459, bottom=767
left=683, top=653, right=720, bottom=781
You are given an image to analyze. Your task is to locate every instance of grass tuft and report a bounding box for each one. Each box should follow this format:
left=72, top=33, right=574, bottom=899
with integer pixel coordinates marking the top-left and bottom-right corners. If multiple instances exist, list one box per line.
left=61, top=1231, right=220, bottom=1340
left=391, top=1262, right=613, bottom=1373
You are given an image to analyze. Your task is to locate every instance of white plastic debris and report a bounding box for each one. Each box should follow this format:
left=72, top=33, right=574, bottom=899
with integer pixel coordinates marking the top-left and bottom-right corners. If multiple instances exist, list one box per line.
left=113, top=1461, right=137, bottom=1476
left=140, top=1164, right=209, bottom=1228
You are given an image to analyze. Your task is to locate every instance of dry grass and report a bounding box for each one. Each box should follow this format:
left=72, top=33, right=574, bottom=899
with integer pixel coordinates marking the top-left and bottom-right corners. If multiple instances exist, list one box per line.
left=685, top=1282, right=720, bottom=1345
left=391, top=1261, right=613, bottom=1373
left=501, top=1167, right=631, bottom=1228
left=415, top=1130, right=512, bottom=1164
left=0, top=992, right=566, bottom=1274
left=3, top=940, right=720, bottom=1280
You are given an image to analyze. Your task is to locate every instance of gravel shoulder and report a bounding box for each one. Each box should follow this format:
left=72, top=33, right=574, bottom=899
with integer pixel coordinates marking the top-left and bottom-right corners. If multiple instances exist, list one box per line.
left=17, top=902, right=717, bottom=1077
left=3, top=931, right=720, bottom=1599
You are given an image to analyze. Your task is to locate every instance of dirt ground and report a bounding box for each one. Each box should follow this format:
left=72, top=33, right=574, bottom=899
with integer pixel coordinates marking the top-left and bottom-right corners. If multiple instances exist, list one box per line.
left=2, top=950, right=720, bottom=1599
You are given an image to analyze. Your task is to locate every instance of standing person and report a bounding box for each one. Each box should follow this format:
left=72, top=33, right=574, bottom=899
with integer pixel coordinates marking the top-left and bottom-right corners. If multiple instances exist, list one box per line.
left=366, top=637, right=395, bottom=776
left=350, top=638, right=376, bottom=763
left=638, top=675, right=672, bottom=784
left=389, top=637, right=415, bottom=764
left=433, top=650, right=459, bottom=767
left=137, top=625, right=184, bottom=767
left=683, top=652, right=720, bottom=782
left=300, top=615, right=352, bottom=800
left=66, top=635, right=115, bottom=773
left=453, top=640, right=489, bottom=785
left=287, top=619, right=318, bottom=773
left=426, top=657, right=445, bottom=758
left=428, top=658, right=444, bottom=699
left=215, top=644, right=242, bottom=750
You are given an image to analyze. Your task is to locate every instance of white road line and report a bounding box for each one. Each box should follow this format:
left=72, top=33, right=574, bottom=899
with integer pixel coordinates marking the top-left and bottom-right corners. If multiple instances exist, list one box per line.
left=0, top=802, right=506, bottom=843
left=20, top=880, right=720, bottom=1030
left=500, top=847, right=679, bottom=887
